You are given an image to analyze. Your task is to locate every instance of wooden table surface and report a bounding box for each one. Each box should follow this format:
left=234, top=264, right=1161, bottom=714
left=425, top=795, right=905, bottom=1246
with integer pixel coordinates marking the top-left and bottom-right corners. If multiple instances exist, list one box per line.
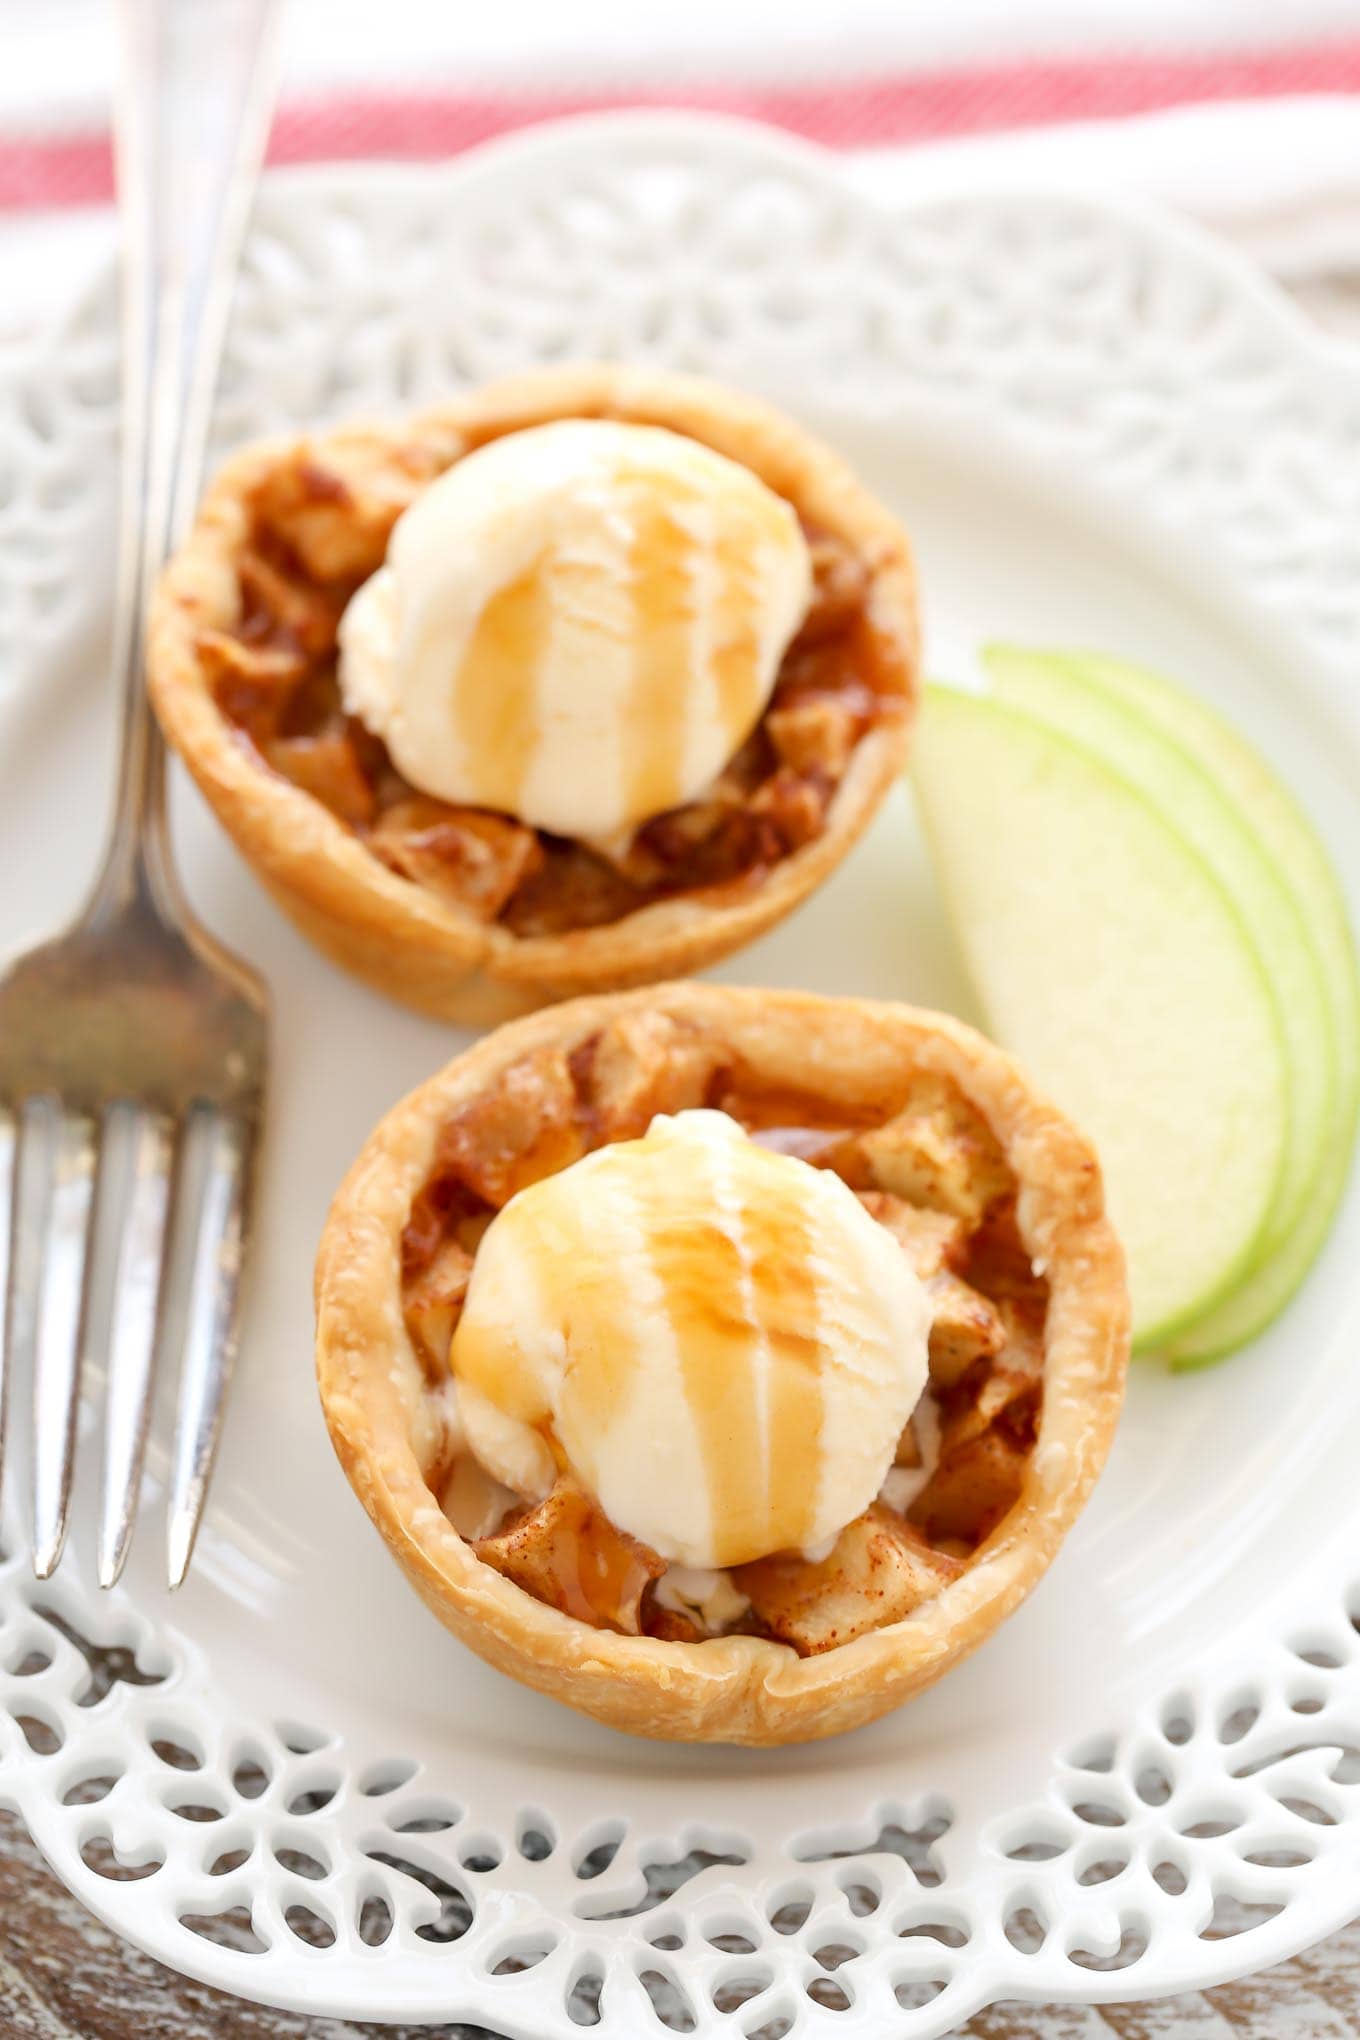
left=4, top=193, right=1359, bottom=2040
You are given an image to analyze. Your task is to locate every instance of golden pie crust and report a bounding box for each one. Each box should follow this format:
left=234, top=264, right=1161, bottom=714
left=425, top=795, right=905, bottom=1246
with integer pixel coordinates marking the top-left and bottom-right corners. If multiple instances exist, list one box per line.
left=314, top=985, right=1129, bottom=1745
left=148, top=366, right=918, bottom=1024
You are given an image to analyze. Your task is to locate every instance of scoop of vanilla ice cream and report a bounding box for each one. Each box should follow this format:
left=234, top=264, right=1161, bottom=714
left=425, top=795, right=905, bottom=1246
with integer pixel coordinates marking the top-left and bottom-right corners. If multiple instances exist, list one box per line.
left=337, top=420, right=812, bottom=840
left=448, top=1110, right=930, bottom=1570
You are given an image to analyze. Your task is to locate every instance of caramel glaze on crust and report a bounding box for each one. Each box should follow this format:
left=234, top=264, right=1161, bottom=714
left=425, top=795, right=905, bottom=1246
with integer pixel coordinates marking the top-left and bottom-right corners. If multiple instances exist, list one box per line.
left=148, top=367, right=919, bottom=1024
left=314, top=986, right=1130, bottom=1745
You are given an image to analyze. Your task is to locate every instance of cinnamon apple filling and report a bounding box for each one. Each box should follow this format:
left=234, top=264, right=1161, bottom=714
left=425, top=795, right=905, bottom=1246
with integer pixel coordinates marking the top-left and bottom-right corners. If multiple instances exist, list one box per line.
left=397, top=1009, right=1048, bottom=1657
left=202, top=426, right=905, bottom=937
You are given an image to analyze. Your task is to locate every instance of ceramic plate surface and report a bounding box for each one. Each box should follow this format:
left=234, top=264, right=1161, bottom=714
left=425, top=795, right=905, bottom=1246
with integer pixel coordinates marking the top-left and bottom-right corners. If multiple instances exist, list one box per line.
left=1, top=113, right=1359, bottom=2039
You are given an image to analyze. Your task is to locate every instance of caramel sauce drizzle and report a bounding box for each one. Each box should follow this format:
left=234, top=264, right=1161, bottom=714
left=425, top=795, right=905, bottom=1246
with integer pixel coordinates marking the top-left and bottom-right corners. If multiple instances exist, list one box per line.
left=646, top=1191, right=767, bottom=1566
left=450, top=565, right=550, bottom=818
left=623, top=487, right=704, bottom=823
left=709, top=530, right=769, bottom=740
left=747, top=1189, right=823, bottom=1557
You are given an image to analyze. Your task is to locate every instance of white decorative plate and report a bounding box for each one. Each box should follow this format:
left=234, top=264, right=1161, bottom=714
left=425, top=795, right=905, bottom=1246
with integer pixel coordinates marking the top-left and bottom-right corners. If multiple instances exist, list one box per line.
left=2, top=113, right=1359, bottom=2039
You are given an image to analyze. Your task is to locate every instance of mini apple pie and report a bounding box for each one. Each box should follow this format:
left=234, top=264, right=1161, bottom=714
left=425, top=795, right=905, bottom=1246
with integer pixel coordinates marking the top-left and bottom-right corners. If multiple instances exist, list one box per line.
left=149, top=367, right=917, bottom=1022
left=315, top=985, right=1128, bottom=1744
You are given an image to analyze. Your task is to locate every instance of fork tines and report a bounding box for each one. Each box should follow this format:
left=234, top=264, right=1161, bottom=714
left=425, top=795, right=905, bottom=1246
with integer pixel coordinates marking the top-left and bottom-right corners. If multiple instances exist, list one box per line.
left=0, top=1092, right=257, bottom=1589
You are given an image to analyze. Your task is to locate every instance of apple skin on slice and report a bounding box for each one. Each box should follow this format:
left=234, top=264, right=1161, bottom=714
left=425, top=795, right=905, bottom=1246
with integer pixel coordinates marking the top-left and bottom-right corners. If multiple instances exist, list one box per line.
left=1165, top=1139, right=1352, bottom=1367
left=982, top=644, right=1335, bottom=1277
left=1047, top=651, right=1359, bottom=1367
left=912, top=684, right=1290, bottom=1347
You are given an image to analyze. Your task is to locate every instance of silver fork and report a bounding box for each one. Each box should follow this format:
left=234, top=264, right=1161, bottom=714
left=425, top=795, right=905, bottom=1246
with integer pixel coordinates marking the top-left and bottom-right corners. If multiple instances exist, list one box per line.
left=0, top=0, right=280, bottom=1591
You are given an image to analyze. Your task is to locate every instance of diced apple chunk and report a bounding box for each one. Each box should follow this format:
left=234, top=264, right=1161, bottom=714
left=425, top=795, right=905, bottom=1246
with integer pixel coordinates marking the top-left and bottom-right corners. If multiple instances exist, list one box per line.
left=370, top=798, right=543, bottom=919
left=856, top=1191, right=967, bottom=1277
left=250, top=430, right=461, bottom=582
left=642, top=1598, right=705, bottom=1644
left=766, top=693, right=861, bottom=777
left=197, top=626, right=306, bottom=692
left=926, top=1273, right=1006, bottom=1388
left=798, top=530, right=872, bottom=644
left=265, top=731, right=376, bottom=827
left=735, top=1507, right=962, bottom=1654
left=937, top=1360, right=1041, bottom=1457
left=474, top=1480, right=665, bottom=1634
left=586, top=1011, right=722, bottom=1139
left=856, top=1191, right=1003, bottom=1388
left=434, top=1048, right=586, bottom=1206
left=237, top=546, right=341, bottom=656
left=197, top=629, right=306, bottom=740
left=748, top=764, right=832, bottom=852
left=908, top=1427, right=1029, bottom=1546
left=403, top=1234, right=474, bottom=1374
left=861, top=1076, right=1012, bottom=1223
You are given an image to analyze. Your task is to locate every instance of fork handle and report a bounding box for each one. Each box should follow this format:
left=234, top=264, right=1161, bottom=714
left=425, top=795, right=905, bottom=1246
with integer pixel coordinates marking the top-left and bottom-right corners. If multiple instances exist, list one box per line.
left=92, top=0, right=281, bottom=918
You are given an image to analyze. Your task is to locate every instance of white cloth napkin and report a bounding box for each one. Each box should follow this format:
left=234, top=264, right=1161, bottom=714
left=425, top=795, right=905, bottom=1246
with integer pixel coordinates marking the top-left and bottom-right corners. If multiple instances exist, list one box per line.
left=4, top=1, right=1360, bottom=343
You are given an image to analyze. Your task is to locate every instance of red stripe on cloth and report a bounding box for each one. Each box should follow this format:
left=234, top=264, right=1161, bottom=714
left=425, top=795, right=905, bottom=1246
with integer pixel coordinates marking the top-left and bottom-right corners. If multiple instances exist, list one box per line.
left=3, top=39, right=1360, bottom=210
left=0, top=134, right=113, bottom=208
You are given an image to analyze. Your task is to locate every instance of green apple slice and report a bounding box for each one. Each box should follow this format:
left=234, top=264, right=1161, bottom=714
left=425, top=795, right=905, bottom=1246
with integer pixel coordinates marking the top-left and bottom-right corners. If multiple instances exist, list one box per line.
left=1048, top=651, right=1359, bottom=1366
left=1165, top=1140, right=1352, bottom=1366
left=983, top=644, right=1335, bottom=1276
left=912, top=685, right=1290, bottom=1345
